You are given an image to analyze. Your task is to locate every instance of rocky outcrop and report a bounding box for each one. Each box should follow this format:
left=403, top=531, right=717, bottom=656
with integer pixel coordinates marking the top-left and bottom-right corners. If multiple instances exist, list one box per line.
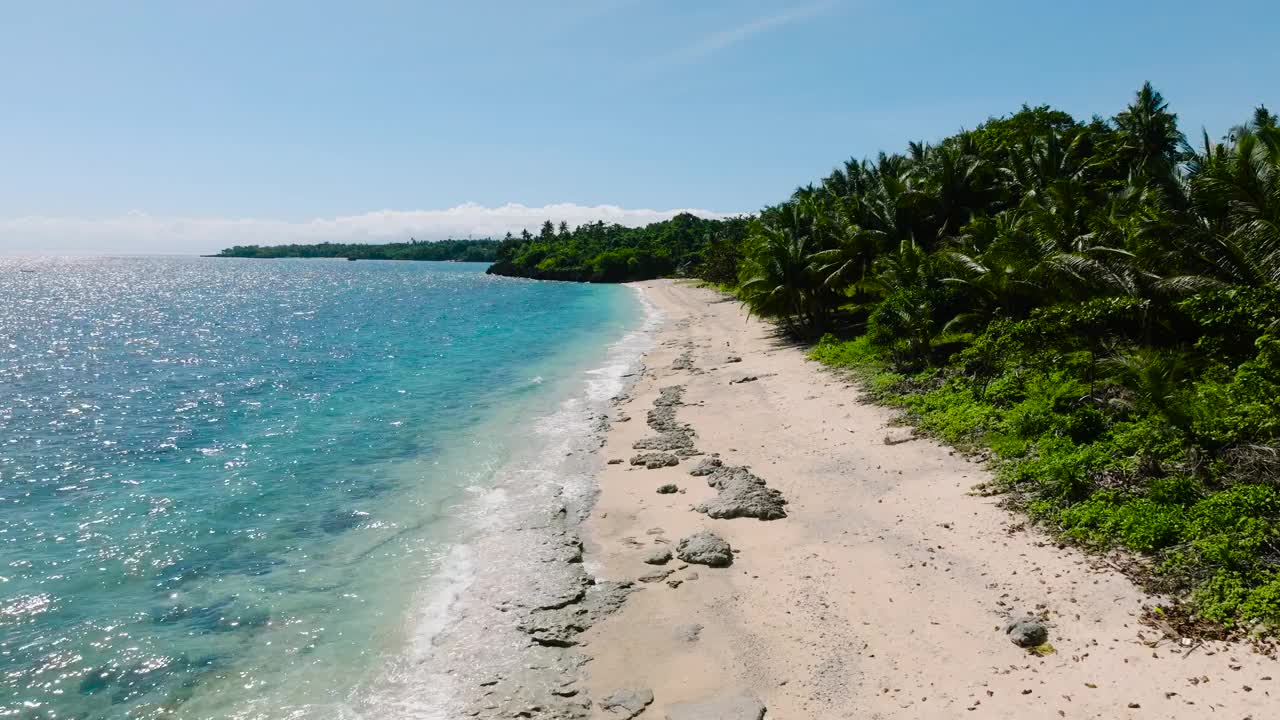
left=631, top=452, right=679, bottom=469
left=450, top=491, right=637, bottom=720
left=688, top=457, right=723, bottom=477
left=601, top=688, right=654, bottom=718
left=696, top=465, right=787, bottom=520
left=664, top=694, right=766, bottom=720
left=518, top=580, right=634, bottom=648
left=675, top=530, right=734, bottom=567
left=633, top=386, right=700, bottom=457
left=671, top=351, right=694, bottom=371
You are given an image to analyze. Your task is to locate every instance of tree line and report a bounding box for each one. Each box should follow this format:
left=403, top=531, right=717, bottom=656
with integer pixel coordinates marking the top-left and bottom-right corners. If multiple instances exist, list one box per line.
left=486, top=214, right=750, bottom=282
left=212, top=238, right=500, bottom=262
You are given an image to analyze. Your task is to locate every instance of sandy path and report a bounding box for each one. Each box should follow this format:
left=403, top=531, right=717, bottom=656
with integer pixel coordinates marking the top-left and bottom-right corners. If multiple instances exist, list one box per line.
left=578, top=280, right=1274, bottom=719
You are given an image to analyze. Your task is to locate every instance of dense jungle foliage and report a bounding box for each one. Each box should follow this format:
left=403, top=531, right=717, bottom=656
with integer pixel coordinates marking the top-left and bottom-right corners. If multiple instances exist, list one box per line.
left=735, top=84, right=1280, bottom=632
left=213, top=238, right=499, bottom=262
left=486, top=213, right=749, bottom=282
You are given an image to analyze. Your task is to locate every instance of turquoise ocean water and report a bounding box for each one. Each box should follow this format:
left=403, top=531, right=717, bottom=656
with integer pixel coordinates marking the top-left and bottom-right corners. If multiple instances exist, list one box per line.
left=0, top=257, right=645, bottom=719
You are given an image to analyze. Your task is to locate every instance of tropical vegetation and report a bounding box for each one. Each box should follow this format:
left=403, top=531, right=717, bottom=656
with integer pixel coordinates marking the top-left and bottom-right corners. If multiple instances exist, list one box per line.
left=487, top=214, right=749, bottom=282
left=735, top=84, right=1280, bottom=633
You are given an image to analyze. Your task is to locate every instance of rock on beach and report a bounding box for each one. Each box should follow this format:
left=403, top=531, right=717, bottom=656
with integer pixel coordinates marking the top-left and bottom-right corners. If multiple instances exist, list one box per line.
left=601, top=688, right=654, bottom=718
left=675, top=530, right=734, bottom=567
left=631, top=452, right=679, bottom=469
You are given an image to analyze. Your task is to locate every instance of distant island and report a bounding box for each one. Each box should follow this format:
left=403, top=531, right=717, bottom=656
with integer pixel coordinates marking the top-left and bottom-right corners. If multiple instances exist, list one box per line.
left=209, top=214, right=752, bottom=283
left=210, top=238, right=500, bottom=262
left=486, top=213, right=749, bottom=283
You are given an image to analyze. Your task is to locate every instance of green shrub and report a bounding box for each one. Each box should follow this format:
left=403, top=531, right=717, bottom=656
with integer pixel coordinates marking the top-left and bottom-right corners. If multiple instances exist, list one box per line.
left=999, top=370, right=1089, bottom=440
left=1147, top=475, right=1202, bottom=505
left=1184, top=485, right=1280, bottom=571
left=1194, top=571, right=1280, bottom=627
left=1006, top=436, right=1111, bottom=502
left=867, top=288, right=940, bottom=368
left=1059, top=493, right=1185, bottom=552
left=902, top=381, right=1000, bottom=446
left=809, top=334, right=880, bottom=369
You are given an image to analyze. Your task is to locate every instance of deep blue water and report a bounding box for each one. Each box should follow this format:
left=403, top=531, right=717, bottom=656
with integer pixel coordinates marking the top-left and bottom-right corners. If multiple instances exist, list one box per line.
left=0, top=257, right=637, bottom=719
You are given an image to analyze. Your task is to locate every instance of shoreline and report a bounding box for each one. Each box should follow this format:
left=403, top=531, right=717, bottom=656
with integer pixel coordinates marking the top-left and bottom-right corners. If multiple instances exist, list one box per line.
left=575, top=280, right=1272, bottom=719
left=372, top=284, right=661, bottom=720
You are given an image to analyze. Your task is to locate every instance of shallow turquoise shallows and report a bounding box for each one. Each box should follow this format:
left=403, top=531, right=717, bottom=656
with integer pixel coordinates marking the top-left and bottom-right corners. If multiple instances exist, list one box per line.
left=0, top=257, right=639, bottom=719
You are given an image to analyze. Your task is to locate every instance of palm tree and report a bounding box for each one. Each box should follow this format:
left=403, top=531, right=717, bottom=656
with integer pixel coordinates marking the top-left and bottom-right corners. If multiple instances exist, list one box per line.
left=809, top=196, right=887, bottom=292
left=1180, top=121, right=1280, bottom=288
left=1000, top=129, right=1093, bottom=203
left=912, top=139, right=990, bottom=240
left=1112, top=82, right=1187, bottom=187
left=738, top=204, right=830, bottom=332
left=1101, top=347, right=1199, bottom=442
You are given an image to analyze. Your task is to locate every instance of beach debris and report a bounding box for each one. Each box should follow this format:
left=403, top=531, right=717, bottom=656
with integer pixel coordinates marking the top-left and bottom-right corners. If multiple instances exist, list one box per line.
left=696, top=465, right=787, bottom=520
left=631, top=452, right=679, bottom=469
left=643, top=547, right=673, bottom=565
left=1005, top=615, right=1050, bottom=648
left=725, top=355, right=742, bottom=363
left=728, top=375, right=758, bottom=385
left=673, top=623, right=703, bottom=642
left=671, top=351, right=694, bottom=371
left=676, top=530, right=734, bottom=567
left=663, top=694, right=766, bottom=720
left=656, top=483, right=679, bottom=494
left=688, top=457, right=723, bottom=477
left=601, top=688, right=655, bottom=718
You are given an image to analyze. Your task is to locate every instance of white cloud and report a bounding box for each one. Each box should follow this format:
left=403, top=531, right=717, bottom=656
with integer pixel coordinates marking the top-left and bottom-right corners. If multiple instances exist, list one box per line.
left=646, top=0, right=836, bottom=69
left=0, top=202, right=737, bottom=255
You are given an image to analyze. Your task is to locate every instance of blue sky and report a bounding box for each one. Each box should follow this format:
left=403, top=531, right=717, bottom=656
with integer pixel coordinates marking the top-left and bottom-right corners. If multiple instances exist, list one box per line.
left=1, top=0, right=1277, bottom=253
